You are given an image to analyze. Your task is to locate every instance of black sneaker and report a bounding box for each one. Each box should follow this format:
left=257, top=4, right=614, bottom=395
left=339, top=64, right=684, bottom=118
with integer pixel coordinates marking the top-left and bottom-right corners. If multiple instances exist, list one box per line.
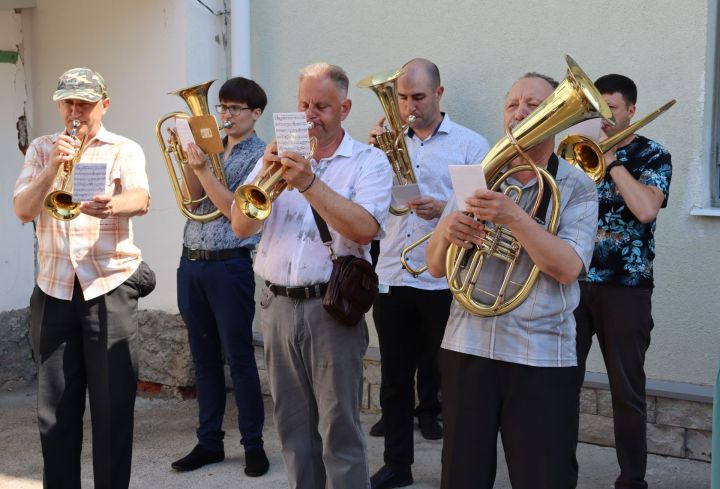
left=171, top=444, right=225, bottom=472
left=370, top=464, right=413, bottom=489
left=418, top=414, right=443, bottom=440
left=244, top=447, right=269, bottom=477
left=369, top=417, right=386, bottom=437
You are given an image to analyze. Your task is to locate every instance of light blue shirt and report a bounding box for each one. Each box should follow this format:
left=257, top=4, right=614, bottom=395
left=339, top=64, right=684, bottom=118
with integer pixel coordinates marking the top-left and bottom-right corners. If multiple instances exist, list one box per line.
left=375, top=114, right=490, bottom=290
left=440, top=157, right=598, bottom=367
left=249, top=132, right=393, bottom=286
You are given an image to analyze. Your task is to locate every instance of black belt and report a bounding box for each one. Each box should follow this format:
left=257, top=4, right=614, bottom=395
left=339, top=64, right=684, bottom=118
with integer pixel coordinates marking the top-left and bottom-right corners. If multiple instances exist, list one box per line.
left=182, top=246, right=251, bottom=261
left=265, top=281, right=328, bottom=300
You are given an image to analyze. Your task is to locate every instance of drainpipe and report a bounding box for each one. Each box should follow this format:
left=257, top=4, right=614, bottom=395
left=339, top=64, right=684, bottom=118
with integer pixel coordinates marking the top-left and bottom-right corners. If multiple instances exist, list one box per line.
left=229, top=0, right=251, bottom=77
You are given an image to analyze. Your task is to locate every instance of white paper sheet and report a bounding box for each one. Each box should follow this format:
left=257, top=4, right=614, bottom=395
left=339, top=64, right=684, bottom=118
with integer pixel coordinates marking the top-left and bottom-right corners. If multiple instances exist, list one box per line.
left=174, top=117, right=195, bottom=152
left=273, top=112, right=312, bottom=158
left=72, top=162, right=108, bottom=202
left=391, top=183, right=421, bottom=207
left=449, top=165, right=487, bottom=211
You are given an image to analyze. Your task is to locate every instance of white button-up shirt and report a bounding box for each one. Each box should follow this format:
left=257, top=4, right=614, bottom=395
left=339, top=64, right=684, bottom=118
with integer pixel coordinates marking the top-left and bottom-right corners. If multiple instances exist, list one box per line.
left=250, top=132, right=392, bottom=286
left=375, top=114, right=490, bottom=290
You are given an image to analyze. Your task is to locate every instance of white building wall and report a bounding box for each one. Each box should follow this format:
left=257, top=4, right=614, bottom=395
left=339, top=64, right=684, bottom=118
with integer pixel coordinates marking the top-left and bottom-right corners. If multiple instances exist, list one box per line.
left=0, top=9, right=34, bottom=311
left=249, top=0, right=719, bottom=386
left=1, top=0, right=717, bottom=386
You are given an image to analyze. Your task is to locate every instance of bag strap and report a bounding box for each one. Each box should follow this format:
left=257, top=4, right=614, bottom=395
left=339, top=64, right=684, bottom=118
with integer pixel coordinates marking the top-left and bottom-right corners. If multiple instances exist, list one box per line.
left=534, top=153, right=559, bottom=226
left=311, top=207, right=337, bottom=260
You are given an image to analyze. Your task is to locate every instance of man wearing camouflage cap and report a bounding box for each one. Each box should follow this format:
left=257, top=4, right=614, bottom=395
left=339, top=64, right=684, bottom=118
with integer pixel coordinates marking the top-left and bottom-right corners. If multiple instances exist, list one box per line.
left=13, top=67, right=153, bottom=489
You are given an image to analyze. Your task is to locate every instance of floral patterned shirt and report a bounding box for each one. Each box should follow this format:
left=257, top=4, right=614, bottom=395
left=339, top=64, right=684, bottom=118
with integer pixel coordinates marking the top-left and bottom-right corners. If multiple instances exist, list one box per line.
left=586, top=135, right=672, bottom=288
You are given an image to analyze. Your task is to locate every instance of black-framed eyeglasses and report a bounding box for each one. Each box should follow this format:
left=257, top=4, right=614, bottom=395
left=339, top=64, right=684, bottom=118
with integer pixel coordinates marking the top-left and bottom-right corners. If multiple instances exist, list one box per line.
left=214, top=104, right=252, bottom=116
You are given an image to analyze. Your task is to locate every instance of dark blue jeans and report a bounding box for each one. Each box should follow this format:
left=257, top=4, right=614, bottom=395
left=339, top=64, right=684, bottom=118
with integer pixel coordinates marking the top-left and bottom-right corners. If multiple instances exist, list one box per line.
left=177, top=256, right=264, bottom=451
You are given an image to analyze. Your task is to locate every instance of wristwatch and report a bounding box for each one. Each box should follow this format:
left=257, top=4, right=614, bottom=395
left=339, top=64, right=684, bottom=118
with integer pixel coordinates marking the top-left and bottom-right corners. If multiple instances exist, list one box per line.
left=606, top=160, right=623, bottom=174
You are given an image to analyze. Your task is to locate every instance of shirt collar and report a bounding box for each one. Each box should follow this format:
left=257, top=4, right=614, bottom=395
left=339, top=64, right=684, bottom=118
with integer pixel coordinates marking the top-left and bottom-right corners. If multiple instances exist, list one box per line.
left=313, top=130, right=353, bottom=164
left=406, top=112, right=447, bottom=140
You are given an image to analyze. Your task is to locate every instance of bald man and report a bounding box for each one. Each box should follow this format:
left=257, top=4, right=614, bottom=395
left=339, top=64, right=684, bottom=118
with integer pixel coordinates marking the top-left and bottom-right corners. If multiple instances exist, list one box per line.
left=369, top=58, right=490, bottom=489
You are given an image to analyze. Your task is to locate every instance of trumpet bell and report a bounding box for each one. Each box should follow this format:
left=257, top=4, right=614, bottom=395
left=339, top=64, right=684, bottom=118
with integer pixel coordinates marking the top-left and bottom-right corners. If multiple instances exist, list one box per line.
left=556, top=134, right=606, bottom=183
left=234, top=184, right=274, bottom=221
left=44, top=190, right=81, bottom=220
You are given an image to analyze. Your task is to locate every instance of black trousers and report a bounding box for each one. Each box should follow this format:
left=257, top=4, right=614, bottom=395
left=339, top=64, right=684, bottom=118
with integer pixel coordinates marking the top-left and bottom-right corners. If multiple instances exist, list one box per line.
left=440, top=349, right=579, bottom=489
left=30, top=272, right=143, bottom=489
left=575, top=282, right=653, bottom=489
left=373, top=286, right=452, bottom=468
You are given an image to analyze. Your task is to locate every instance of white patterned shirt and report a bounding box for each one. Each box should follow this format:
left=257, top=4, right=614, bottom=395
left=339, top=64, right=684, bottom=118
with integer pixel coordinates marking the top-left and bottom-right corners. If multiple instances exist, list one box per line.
left=14, top=125, right=149, bottom=301
left=250, top=132, right=392, bottom=286
left=375, top=114, right=490, bottom=290
left=440, top=157, right=598, bottom=367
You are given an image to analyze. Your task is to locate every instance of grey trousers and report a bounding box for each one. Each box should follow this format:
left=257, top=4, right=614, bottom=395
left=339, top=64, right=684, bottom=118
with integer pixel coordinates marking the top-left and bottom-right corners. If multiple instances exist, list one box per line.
left=259, top=285, right=370, bottom=489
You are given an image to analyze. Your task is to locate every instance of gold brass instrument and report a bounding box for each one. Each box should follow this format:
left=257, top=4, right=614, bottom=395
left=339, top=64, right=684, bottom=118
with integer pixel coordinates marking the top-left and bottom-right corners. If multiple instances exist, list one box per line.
left=44, top=119, right=89, bottom=220
left=155, top=80, right=228, bottom=222
left=234, top=122, right=316, bottom=220
left=357, top=68, right=417, bottom=216
left=446, top=55, right=615, bottom=317
left=557, top=99, right=676, bottom=183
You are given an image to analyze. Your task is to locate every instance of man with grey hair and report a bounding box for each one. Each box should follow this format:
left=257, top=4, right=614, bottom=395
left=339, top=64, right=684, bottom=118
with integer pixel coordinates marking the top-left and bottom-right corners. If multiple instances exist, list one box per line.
left=425, top=72, right=598, bottom=489
left=368, top=57, right=490, bottom=489
left=231, top=62, right=393, bottom=488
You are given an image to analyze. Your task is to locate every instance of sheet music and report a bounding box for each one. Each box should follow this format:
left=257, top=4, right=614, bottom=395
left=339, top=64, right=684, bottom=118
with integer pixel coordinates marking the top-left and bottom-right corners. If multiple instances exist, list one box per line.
left=273, top=112, right=312, bottom=158
left=174, top=117, right=195, bottom=152
left=72, top=162, right=108, bottom=202
left=449, top=165, right=487, bottom=211
left=391, top=183, right=421, bottom=207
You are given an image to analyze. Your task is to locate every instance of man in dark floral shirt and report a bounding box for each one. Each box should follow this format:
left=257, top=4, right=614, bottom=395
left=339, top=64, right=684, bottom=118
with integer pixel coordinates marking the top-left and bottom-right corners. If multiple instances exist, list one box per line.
left=575, top=74, right=672, bottom=489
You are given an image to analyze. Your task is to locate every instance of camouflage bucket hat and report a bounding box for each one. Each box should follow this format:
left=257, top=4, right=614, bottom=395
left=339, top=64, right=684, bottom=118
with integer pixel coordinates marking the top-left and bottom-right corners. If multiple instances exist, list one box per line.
left=52, top=67, right=108, bottom=102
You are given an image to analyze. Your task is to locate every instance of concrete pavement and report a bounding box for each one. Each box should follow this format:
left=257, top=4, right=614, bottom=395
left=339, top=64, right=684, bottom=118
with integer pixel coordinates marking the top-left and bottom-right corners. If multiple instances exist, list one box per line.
left=0, top=385, right=710, bottom=488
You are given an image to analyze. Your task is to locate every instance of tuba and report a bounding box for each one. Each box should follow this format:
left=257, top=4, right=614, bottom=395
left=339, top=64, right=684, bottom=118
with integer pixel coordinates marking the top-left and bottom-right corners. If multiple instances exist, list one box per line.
left=155, top=80, right=228, bottom=222
left=44, top=119, right=89, bottom=221
left=557, top=99, right=676, bottom=183
left=233, top=122, right=316, bottom=220
left=446, top=55, right=615, bottom=317
left=357, top=68, right=416, bottom=216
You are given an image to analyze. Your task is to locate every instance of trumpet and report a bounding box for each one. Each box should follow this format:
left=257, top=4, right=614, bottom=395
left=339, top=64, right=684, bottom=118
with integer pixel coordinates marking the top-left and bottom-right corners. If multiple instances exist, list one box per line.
left=357, top=68, right=417, bottom=215
left=44, top=119, right=89, bottom=220
left=234, top=122, right=316, bottom=220
left=155, top=80, right=229, bottom=222
left=557, top=100, right=676, bottom=182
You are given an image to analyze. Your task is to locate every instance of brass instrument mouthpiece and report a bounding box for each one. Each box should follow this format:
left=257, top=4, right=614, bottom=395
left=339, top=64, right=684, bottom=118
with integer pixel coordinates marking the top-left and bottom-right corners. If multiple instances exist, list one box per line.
left=221, top=120, right=233, bottom=129
left=306, top=121, right=315, bottom=130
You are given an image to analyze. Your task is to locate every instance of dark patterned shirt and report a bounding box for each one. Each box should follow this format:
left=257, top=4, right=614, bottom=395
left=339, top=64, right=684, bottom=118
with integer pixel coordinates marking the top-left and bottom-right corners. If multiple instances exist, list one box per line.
left=183, top=134, right=265, bottom=250
left=586, top=135, right=672, bottom=288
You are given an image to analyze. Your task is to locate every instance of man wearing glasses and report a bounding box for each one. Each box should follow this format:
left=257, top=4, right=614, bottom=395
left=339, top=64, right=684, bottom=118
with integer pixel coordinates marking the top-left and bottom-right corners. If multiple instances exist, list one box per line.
left=170, top=77, right=270, bottom=478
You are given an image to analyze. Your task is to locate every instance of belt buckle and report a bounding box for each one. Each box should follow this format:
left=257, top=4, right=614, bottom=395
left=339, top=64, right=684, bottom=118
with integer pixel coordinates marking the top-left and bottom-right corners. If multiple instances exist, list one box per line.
left=187, top=248, right=198, bottom=261
left=304, top=287, right=311, bottom=299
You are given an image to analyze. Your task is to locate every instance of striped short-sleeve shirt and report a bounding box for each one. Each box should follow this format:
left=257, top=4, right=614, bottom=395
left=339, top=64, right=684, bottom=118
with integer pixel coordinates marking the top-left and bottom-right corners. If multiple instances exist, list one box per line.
left=14, top=125, right=149, bottom=301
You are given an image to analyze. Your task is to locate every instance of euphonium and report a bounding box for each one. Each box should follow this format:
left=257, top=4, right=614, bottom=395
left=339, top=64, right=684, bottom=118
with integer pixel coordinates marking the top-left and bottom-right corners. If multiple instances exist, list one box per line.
left=446, top=55, right=615, bottom=317
left=44, top=119, right=88, bottom=221
left=557, top=99, right=676, bottom=183
left=357, top=68, right=416, bottom=216
left=234, top=122, right=316, bottom=220
left=155, top=80, right=229, bottom=222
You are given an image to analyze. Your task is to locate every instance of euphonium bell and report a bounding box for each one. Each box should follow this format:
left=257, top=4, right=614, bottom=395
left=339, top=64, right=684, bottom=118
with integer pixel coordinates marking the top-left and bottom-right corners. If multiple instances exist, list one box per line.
left=44, top=119, right=88, bottom=221
left=155, top=80, right=229, bottom=222
left=557, top=100, right=676, bottom=183
left=446, top=55, right=615, bottom=317
left=234, top=122, right=316, bottom=220
left=357, top=68, right=417, bottom=216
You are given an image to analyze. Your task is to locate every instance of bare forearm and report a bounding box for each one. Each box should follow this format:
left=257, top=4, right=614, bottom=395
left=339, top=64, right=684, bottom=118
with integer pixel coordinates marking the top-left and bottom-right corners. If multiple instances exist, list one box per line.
left=194, top=167, right=234, bottom=218
left=111, top=188, right=150, bottom=217
left=426, top=226, right=451, bottom=277
left=610, top=166, right=664, bottom=223
left=231, top=203, right=263, bottom=238
left=302, top=179, right=379, bottom=244
left=14, top=166, right=60, bottom=222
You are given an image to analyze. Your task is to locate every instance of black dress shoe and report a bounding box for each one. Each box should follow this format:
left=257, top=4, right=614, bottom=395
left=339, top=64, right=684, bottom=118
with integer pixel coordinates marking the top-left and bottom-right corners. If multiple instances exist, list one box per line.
left=171, top=444, right=225, bottom=471
left=244, top=447, right=269, bottom=477
left=369, top=416, right=386, bottom=437
left=418, top=414, right=443, bottom=440
left=370, top=464, right=413, bottom=489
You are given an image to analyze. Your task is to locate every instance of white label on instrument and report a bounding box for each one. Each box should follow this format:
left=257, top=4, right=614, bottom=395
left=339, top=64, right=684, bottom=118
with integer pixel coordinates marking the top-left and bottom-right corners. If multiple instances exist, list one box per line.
left=174, top=117, right=195, bottom=151
left=449, top=164, right=487, bottom=212
left=273, top=112, right=312, bottom=158
left=72, top=162, right=108, bottom=202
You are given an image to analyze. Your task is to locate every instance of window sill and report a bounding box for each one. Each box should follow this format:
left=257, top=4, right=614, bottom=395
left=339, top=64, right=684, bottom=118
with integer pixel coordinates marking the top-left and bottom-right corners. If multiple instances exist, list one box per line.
left=690, top=207, right=720, bottom=217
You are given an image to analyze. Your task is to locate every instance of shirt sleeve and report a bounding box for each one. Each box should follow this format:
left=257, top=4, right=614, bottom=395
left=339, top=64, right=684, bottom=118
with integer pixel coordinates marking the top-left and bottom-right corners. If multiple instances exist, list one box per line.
left=555, top=171, right=599, bottom=272
left=350, top=146, right=393, bottom=239
left=13, top=137, right=49, bottom=198
left=638, top=144, right=672, bottom=208
left=466, top=133, right=491, bottom=165
left=116, top=140, right=150, bottom=194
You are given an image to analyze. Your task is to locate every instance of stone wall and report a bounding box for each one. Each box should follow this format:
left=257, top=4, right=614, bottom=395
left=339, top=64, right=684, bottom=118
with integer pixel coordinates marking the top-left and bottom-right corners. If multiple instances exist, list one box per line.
left=0, top=308, right=35, bottom=390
